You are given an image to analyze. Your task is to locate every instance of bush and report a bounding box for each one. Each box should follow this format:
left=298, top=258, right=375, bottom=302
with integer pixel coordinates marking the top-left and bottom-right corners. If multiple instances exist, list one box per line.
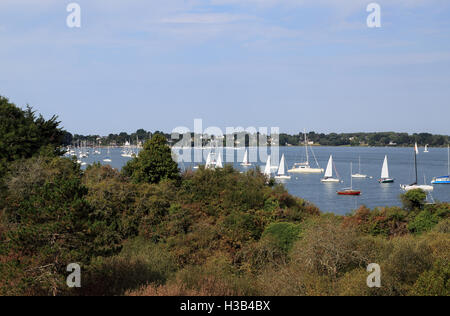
left=401, top=189, right=427, bottom=211
left=290, top=216, right=364, bottom=278
left=80, top=237, right=176, bottom=296
left=410, top=260, right=450, bottom=296
left=262, top=222, right=301, bottom=253
left=1, top=157, right=121, bottom=295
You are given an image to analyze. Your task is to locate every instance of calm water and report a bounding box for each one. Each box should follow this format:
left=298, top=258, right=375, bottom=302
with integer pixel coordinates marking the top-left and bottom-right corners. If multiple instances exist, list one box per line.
left=78, top=146, right=450, bottom=215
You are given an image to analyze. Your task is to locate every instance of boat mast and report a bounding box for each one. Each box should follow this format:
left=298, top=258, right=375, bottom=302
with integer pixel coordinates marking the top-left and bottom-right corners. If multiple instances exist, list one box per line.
left=350, top=162, right=353, bottom=189
left=359, top=156, right=361, bottom=174
left=304, top=130, right=309, bottom=165
left=414, top=145, right=418, bottom=185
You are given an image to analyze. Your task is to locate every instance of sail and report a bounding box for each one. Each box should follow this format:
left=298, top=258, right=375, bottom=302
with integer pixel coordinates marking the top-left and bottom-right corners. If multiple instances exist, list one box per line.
left=264, top=155, right=272, bottom=176
left=381, top=155, right=389, bottom=179
left=216, top=153, right=223, bottom=169
left=415, top=142, right=419, bottom=155
left=324, top=155, right=333, bottom=178
left=243, top=150, right=249, bottom=164
left=205, top=152, right=212, bottom=169
left=278, top=154, right=286, bottom=176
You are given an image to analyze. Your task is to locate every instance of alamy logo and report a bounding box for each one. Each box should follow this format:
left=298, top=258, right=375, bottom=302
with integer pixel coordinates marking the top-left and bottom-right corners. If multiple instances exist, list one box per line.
left=66, top=3, right=81, bottom=28
left=66, top=263, right=81, bottom=288
left=367, top=3, right=381, bottom=28
left=367, top=263, right=381, bottom=288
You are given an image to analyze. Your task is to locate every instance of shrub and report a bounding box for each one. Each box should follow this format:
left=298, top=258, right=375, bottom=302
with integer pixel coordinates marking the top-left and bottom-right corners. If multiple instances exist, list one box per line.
left=410, top=260, right=450, bottom=296
left=262, top=222, right=301, bottom=253
left=80, top=237, right=176, bottom=296
left=401, top=189, right=427, bottom=211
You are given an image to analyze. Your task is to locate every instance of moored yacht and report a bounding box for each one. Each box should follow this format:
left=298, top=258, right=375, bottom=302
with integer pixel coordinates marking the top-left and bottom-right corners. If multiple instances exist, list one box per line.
left=321, top=155, right=341, bottom=183
left=401, top=143, right=433, bottom=192
left=288, top=131, right=324, bottom=174
left=379, top=155, right=394, bottom=183
left=275, top=154, right=291, bottom=180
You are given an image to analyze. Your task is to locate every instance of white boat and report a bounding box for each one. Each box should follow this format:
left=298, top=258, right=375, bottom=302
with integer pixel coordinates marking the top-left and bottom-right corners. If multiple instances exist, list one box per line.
left=352, top=156, right=369, bottom=178
left=424, top=144, right=429, bottom=153
left=264, top=155, right=272, bottom=178
left=288, top=131, right=324, bottom=174
left=103, top=146, right=112, bottom=163
left=321, top=155, right=341, bottom=183
left=401, top=143, right=433, bottom=192
left=379, top=155, right=395, bottom=183
left=215, top=153, right=223, bottom=169
left=205, top=152, right=216, bottom=169
left=431, top=145, right=450, bottom=184
left=241, top=149, right=252, bottom=166
left=275, top=154, right=291, bottom=180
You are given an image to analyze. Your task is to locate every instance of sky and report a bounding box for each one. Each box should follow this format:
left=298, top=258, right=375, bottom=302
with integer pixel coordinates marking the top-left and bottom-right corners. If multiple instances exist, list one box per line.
left=1, top=0, right=450, bottom=135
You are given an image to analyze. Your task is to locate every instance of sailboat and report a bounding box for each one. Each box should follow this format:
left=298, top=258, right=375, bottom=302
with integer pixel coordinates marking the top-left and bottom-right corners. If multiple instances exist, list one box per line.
left=352, top=156, right=369, bottom=178
left=400, top=143, right=433, bottom=192
left=321, top=155, right=341, bottom=183
left=288, top=131, right=324, bottom=174
left=275, top=154, right=291, bottom=180
left=431, top=145, right=450, bottom=184
left=103, top=146, right=112, bottom=163
left=241, top=149, right=252, bottom=166
left=379, top=155, right=394, bottom=183
left=338, top=163, right=361, bottom=195
left=424, top=144, right=429, bottom=153
left=205, top=152, right=214, bottom=169
left=264, top=155, right=272, bottom=178
left=215, top=153, right=223, bottom=169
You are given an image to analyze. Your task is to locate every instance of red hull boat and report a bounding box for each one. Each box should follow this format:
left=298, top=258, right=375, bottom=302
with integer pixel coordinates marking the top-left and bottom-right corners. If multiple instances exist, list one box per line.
left=337, top=163, right=361, bottom=196
left=337, top=189, right=361, bottom=196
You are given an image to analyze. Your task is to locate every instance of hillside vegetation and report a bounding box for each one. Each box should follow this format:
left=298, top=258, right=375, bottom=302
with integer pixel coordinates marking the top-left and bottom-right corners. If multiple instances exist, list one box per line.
left=1, top=97, right=449, bottom=296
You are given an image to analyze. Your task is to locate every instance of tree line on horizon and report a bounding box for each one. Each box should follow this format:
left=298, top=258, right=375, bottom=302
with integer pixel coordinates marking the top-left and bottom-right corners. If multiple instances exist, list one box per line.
left=68, top=130, right=449, bottom=148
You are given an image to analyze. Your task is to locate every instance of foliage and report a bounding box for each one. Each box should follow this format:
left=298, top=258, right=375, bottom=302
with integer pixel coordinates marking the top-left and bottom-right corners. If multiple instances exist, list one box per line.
left=0, top=96, right=64, bottom=179
left=122, top=134, right=180, bottom=184
left=401, top=189, right=427, bottom=211
left=261, top=222, right=301, bottom=253
left=410, top=260, right=450, bottom=296
left=0, top=157, right=121, bottom=295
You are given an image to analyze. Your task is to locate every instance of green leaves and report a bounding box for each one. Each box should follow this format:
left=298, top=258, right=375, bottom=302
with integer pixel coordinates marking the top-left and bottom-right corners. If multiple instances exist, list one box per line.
left=0, top=96, right=64, bottom=180
left=123, top=134, right=180, bottom=184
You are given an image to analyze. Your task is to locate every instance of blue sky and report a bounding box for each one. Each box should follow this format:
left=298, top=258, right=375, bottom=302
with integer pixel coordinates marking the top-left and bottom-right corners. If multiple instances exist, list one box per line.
left=1, top=0, right=450, bottom=135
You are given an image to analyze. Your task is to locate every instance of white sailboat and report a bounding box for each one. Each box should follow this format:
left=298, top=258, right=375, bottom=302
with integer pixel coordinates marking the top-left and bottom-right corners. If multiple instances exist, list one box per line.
left=264, top=155, right=272, bottom=178
left=241, top=149, right=252, bottom=166
left=215, top=153, right=223, bottom=169
left=205, top=152, right=214, bottom=169
left=379, top=155, right=394, bottom=183
left=352, top=156, right=369, bottom=178
left=288, top=131, right=324, bottom=174
left=401, top=143, right=433, bottom=192
left=431, top=145, right=450, bottom=184
left=321, top=155, right=341, bottom=183
left=424, top=144, right=429, bottom=153
left=103, top=146, right=112, bottom=163
left=275, top=154, right=291, bottom=180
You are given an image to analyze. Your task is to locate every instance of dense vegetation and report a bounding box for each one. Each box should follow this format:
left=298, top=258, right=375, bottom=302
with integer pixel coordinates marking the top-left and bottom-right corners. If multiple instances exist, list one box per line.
left=0, top=96, right=65, bottom=179
left=1, top=97, right=449, bottom=296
